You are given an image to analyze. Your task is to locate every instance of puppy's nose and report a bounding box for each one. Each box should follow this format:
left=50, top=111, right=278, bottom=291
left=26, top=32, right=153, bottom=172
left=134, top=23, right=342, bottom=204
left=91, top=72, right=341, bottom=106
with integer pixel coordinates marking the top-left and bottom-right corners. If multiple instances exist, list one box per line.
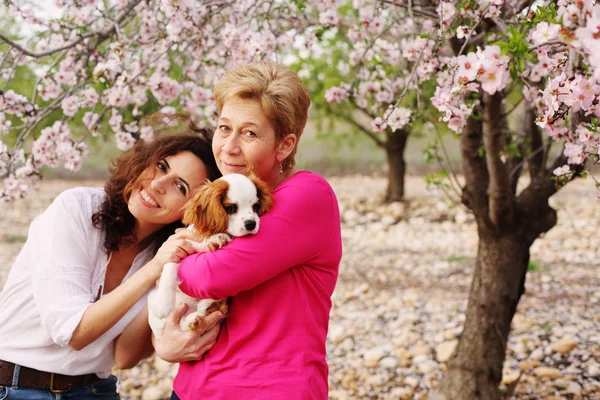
left=244, top=220, right=256, bottom=231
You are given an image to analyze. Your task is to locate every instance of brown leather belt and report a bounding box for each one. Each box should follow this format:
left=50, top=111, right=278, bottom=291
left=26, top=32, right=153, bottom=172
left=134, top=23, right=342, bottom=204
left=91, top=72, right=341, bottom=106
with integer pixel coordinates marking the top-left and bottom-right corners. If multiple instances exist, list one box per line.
left=0, top=359, right=102, bottom=393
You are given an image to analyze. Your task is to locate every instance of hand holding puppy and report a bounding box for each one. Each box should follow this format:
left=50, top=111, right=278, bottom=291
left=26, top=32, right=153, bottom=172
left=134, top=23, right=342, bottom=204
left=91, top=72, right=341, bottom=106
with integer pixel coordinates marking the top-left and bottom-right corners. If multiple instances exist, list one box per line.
left=148, top=230, right=198, bottom=279
left=153, top=303, right=224, bottom=363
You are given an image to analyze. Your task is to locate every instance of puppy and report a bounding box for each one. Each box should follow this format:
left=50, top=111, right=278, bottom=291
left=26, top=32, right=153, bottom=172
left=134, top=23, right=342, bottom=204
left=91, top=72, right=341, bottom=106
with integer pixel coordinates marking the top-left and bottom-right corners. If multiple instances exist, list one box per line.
left=148, top=173, right=274, bottom=337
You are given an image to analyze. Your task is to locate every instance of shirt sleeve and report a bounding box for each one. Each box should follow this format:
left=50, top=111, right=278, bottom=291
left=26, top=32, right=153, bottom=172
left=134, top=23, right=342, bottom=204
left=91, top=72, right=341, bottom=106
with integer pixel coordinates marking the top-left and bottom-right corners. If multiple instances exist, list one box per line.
left=29, top=189, right=99, bottom=347
left=177, top=176, right=338, bottom=299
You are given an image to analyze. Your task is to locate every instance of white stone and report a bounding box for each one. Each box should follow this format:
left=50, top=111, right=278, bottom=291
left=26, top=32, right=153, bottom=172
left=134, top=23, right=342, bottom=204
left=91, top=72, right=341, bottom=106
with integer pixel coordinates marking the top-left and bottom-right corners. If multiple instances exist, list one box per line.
left=141, top=387, right=164, bottom=400
left=551, top=335, right=579, bottom=354
left=153, top=357, right=172, bottom=373
left=534, top=367, right=563, bottom=380
left=435, top=340, right=458, bottom=363
left=379, top=356, right=399, bottom=368
left=501, top=370, right=520, bottom=386
left=328, top=323, right=346, bottom=344
left=363, top=347, right=386, bottom=367
left=530, top=348, right=545, bottom=361
left=587, top=363, right=600, bottom=378
left=566, top=382, right=582, bottom=395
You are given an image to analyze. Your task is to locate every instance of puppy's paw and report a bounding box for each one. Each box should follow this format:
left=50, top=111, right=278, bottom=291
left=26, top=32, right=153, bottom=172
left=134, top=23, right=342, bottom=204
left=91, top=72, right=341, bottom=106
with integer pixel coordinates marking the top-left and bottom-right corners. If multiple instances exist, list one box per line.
left=205, top=233, right=232, bottom=252
left=149, top=294, right=175, bottom=319
left=184, top=313, right=208, bottom=331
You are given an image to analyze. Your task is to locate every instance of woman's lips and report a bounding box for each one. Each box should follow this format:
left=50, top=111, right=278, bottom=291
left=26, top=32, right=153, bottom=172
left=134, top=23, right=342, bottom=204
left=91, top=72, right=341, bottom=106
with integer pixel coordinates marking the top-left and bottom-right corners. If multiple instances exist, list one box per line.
left=140, top=189, right=160, bottom=208
left=222, top=161, right=246, bottom=170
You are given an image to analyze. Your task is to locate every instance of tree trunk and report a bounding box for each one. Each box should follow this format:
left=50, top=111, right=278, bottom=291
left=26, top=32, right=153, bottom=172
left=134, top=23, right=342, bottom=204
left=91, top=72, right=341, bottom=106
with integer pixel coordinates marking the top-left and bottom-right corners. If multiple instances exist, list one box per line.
left=438, top=228, right=533, bottom=400
left=383, top=128, right=409, bottom=202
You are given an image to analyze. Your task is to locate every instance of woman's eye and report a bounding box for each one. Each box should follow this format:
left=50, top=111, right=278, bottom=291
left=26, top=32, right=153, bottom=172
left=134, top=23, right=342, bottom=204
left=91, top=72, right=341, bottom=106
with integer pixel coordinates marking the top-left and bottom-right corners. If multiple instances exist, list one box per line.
left=157, top=162, right=167, bottom=172
left=244, top=131, right=257, bottom=137
left=176, top=182, right=187, bottom=195
left=219, top=125, right=230, bottom=133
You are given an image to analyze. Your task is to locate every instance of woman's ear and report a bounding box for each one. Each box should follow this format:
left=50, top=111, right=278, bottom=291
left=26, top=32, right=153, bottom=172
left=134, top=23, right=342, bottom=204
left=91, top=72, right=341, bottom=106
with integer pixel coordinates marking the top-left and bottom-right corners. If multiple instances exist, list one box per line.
left=276, top=133, right=297, bottom=162
left=182, top=179, right=230, bottom=236
left=249, top=174, right=274, bottom=216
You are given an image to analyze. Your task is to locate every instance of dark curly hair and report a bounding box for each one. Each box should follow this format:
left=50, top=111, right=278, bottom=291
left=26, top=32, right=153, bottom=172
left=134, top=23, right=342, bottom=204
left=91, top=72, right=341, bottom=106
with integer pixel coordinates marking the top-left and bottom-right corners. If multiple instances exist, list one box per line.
left=92, top=114, right=221, bottom=253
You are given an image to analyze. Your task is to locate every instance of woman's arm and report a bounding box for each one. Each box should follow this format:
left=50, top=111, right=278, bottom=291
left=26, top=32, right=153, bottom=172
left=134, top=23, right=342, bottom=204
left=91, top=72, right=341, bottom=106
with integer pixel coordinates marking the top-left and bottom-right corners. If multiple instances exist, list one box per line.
left=113, top=307, right=154, bottom=369
left=68, top=260, right=159, bottom=351
left=69, top=231, right=197, bottom=350
left=29, top=189, right=197, bottom=350
left=178, top=176, right=339, bottom=299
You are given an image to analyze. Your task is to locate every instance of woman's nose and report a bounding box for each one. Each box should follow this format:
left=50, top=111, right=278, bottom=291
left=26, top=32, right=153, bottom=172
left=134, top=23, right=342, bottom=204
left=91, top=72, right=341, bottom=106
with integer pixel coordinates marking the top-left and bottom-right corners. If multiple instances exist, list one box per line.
left=221, top=133, right=240, bottom=154
left=150, top=176, right=166, bottom=193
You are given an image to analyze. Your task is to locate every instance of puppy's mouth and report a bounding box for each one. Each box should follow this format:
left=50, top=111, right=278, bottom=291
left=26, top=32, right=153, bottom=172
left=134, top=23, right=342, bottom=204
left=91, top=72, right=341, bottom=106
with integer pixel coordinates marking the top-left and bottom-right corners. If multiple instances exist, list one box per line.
left=140, top=188, right=160, bottom=208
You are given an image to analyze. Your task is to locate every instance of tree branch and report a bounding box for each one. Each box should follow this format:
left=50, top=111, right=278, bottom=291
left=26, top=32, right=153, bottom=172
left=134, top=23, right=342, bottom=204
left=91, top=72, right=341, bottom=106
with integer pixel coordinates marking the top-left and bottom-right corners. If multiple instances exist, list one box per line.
left=483, top=92, right=514, bottom=228
left=380, top=0, right=438, bottom=19
left=460, top=113, right=489, bottom=217
left=326, top=105, right=386, bottom=148
left=0, top=0, right=142, bottom=58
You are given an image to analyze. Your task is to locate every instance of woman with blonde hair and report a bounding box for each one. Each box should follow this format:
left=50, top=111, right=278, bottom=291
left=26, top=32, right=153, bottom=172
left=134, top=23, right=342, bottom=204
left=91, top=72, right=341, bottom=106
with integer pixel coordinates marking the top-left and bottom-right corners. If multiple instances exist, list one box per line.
left=155, top=62, right=342, bottom=399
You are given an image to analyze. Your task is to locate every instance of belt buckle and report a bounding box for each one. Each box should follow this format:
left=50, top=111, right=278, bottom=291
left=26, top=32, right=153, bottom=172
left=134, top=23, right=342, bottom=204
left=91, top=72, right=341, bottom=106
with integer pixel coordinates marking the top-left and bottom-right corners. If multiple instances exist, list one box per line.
left=49, top=373, right=72, bottom=393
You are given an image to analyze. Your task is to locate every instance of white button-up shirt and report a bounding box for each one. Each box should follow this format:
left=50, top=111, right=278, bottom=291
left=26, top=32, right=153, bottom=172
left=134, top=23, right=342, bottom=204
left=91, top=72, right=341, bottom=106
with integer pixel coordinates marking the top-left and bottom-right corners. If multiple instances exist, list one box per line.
left=0, top=187, right=154, bottom=377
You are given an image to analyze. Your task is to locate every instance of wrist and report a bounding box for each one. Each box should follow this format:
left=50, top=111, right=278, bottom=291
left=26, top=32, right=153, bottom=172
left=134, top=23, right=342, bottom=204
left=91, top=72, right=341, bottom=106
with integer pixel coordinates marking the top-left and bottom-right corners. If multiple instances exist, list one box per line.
left=143, top=259, right=162, bottom=283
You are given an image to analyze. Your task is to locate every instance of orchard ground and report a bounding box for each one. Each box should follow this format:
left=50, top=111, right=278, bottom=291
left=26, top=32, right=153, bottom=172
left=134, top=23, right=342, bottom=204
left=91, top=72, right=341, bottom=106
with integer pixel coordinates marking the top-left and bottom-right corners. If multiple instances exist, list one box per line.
left=1, top=167, right=598, bottom=399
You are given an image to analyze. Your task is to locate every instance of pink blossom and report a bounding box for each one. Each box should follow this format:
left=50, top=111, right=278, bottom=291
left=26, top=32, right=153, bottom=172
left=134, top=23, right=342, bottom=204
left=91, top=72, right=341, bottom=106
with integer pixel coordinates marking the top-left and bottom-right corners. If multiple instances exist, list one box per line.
left=457, top=52, right=481, bottom=82
left=82, top=112, right=100, bottom=135
left=115, top=131, right=136, bottom=151
left=530, top=22, right=561, bottom=45
left=80, top=88, right=99, bottom=108
left=384, top=106, right=412, bottom=131
left=61, top=96, right=80, bottom=117
left=0, top=113, right=11, bottom=135
left=437, top=2, right=456, bottom=25
left=564, top=142, right=585, bottom=164
left=319, top=10, right=339, bottom=26
left=371, top=117, right=387, bottom=133
left=456, top=26, right=470, bottom=40
left=140, top=126, right=154, bottom=142
left=553, top=165, right=571, bottom=176
left=325, top=86, right=350, bottom=104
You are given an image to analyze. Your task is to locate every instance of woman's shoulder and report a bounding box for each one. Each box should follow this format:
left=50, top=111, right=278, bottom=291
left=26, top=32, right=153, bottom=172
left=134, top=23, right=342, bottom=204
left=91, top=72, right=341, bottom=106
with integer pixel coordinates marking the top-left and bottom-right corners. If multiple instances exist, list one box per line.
left=51, top=187, right=105, bottom=215
left=276, top=171, right=338, bottom=213
left=280, top=170, right=335, bottom=194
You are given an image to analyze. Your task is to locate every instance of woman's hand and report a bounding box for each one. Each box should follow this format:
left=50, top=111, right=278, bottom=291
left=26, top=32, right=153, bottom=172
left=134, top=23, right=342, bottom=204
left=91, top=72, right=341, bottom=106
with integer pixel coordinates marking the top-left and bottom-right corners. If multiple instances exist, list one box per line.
left=148, top=230, right=199, bottom=278
left=153, top=303, right=224, bottom=363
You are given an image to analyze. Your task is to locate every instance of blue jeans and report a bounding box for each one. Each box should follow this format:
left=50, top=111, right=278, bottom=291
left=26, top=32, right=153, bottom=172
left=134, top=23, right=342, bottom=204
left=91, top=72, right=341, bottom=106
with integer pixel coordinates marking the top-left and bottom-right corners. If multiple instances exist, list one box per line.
left=0, top=375, right=120, bottom=400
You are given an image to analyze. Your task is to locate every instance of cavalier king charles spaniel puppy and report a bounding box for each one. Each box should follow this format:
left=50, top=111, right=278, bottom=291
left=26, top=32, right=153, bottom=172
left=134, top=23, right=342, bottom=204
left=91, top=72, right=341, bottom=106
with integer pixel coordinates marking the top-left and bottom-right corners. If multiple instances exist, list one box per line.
left=148, top=173, right=273, bottom=337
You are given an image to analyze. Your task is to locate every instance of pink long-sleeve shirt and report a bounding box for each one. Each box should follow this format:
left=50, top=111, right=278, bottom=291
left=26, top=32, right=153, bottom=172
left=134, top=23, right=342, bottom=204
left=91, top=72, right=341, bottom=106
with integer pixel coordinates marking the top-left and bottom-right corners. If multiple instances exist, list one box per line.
left=174, top=171, right=342, bottom=400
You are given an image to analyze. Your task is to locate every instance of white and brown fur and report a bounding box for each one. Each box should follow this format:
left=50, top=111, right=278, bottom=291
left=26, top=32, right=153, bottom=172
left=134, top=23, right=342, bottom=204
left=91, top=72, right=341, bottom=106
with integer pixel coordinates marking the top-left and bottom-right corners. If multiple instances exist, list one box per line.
left=148, top=173, right=274, bottom=337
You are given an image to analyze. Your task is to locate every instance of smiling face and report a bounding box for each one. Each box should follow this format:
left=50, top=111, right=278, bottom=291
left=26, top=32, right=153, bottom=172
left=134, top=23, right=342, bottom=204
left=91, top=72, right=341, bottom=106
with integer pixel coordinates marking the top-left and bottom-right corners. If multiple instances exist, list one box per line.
left=128, top=151, right=208, bottom=236
left=213, top=97, right=296, bottom=188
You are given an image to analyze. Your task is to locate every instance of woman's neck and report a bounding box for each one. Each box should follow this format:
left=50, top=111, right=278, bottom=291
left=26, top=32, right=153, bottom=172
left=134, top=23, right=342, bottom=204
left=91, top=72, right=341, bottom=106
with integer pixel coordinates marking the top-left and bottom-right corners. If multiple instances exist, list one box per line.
left=133, top=221, right=162, bottom=249
left=271, top=167, right=297, bottom=189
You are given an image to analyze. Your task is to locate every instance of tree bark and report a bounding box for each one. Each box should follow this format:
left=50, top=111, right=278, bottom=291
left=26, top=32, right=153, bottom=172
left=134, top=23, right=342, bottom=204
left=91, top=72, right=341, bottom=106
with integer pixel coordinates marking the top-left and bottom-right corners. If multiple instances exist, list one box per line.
left=383, top=128, right=410, bottom=202
left=438, top=227, right=533, bottom=400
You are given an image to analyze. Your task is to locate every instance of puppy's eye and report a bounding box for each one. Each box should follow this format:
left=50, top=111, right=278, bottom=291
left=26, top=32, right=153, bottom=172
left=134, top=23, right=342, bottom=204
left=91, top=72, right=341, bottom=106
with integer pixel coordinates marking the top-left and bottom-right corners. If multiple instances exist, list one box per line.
left=225, top=204, right=238, bottom=214
left=252, top=203, right=260, bottom=212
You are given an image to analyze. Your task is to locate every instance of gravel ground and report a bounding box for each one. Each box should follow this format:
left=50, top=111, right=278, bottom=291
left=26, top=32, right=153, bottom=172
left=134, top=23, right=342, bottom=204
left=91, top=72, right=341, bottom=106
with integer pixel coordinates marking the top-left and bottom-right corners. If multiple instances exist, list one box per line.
left=1, top=176, right=599, bottom=400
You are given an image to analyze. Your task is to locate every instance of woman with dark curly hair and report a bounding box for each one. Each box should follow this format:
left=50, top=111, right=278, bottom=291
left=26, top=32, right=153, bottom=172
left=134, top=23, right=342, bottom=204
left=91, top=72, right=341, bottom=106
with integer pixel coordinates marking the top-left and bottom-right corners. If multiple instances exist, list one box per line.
left=0, top=116, right=222, bottom=400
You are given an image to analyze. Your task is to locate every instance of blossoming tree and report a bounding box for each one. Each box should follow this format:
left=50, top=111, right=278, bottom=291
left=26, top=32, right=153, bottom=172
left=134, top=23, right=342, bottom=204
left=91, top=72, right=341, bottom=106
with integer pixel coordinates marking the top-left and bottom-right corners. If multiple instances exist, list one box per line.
left=1, top=0, right=600, bottom=399
left=294, top=26, right=420, bottom=202
left=321, top=1, right=600, bottom=397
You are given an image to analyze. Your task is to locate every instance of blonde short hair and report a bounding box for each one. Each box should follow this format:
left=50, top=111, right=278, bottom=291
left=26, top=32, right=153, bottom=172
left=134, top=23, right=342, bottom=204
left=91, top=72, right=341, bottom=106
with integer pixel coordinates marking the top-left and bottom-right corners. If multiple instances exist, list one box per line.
left=213, top=62, right=310, bottom=169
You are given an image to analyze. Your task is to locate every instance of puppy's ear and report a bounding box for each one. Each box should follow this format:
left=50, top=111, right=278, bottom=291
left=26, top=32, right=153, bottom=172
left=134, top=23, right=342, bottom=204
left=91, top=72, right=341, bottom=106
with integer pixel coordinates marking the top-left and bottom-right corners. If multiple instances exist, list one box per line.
left=182, top=179, right=230, bottom=237
left=249, top=173, right=274, bottom=216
